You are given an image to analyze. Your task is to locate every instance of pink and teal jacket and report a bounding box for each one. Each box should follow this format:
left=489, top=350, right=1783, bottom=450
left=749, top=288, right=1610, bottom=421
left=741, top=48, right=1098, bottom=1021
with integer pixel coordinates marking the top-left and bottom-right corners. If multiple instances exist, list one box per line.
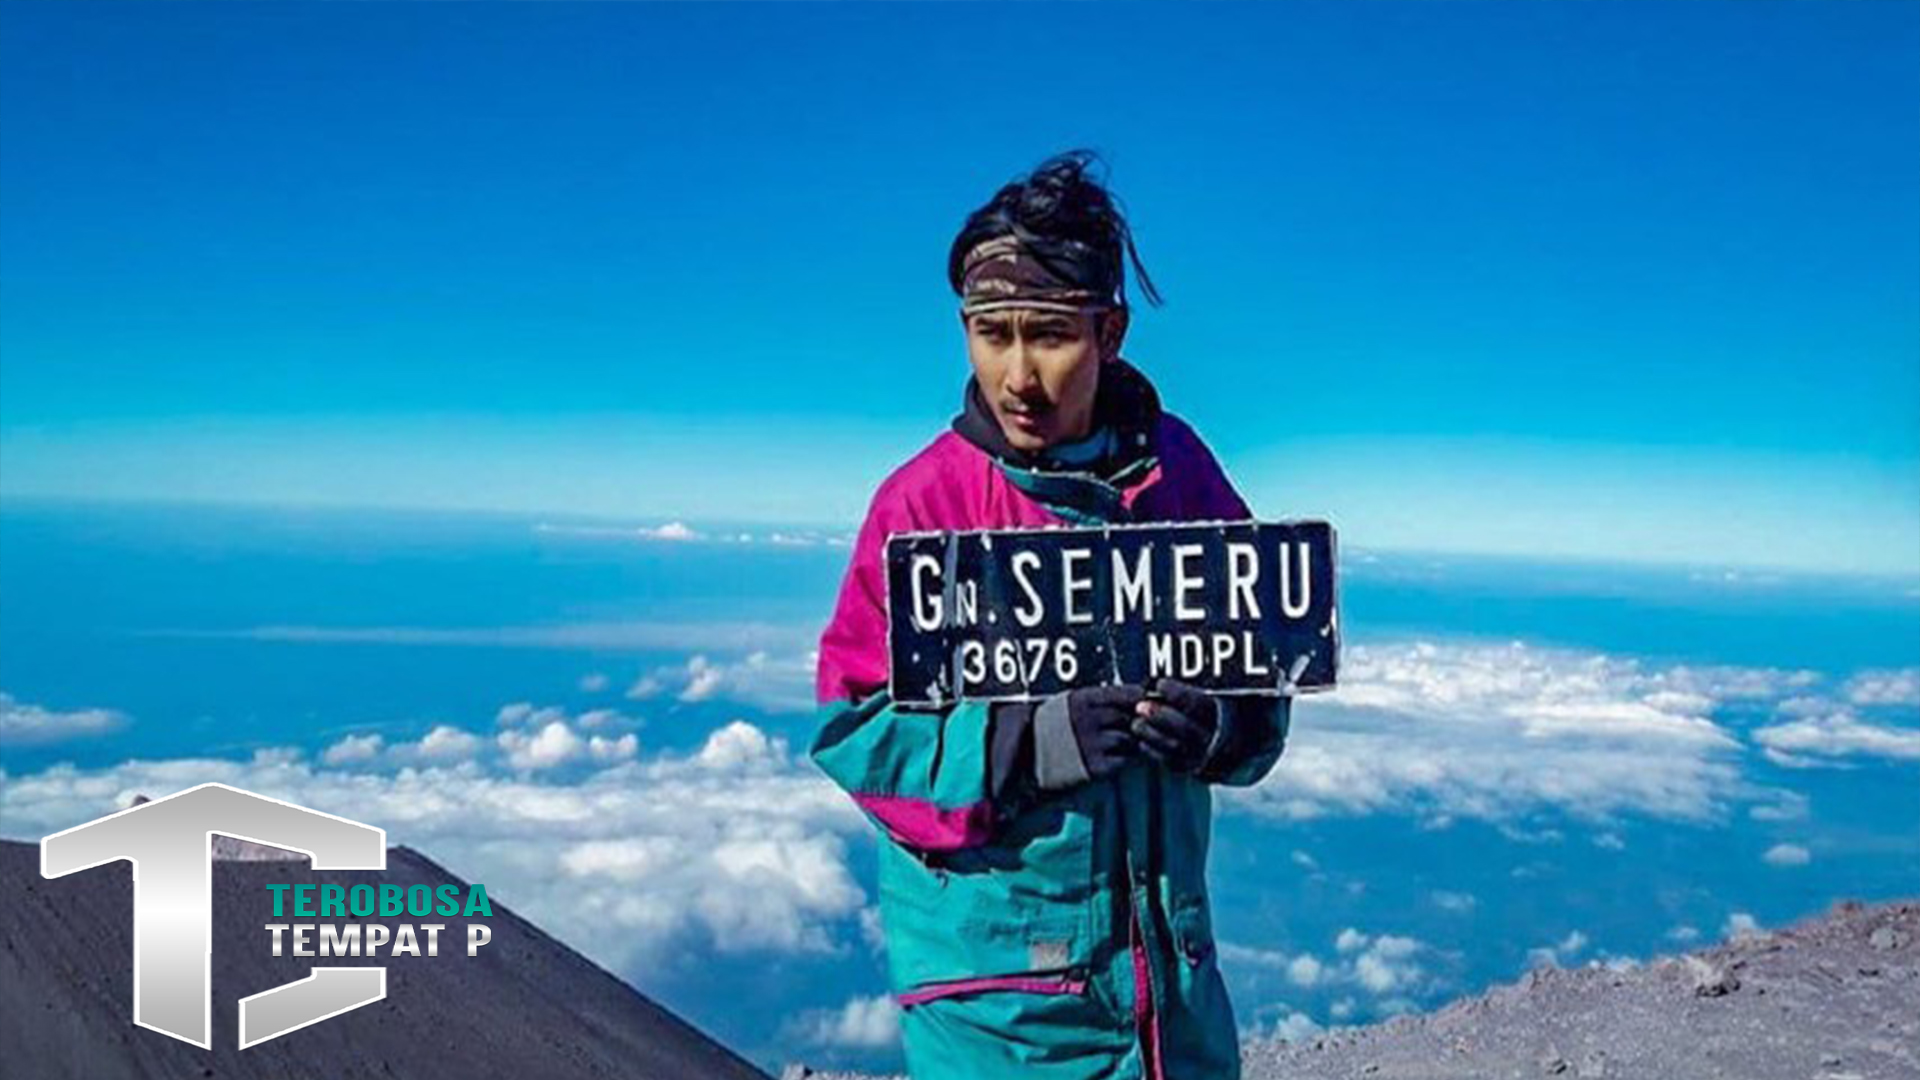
left=810, top=359, right=1291, bottom=1080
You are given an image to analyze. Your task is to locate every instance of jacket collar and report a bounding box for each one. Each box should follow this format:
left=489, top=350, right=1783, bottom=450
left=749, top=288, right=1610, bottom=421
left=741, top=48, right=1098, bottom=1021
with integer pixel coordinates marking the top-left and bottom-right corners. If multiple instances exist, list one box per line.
left=951, top=356, right=1163, bottom=478
left=952, top=357, right=1166, bottom=525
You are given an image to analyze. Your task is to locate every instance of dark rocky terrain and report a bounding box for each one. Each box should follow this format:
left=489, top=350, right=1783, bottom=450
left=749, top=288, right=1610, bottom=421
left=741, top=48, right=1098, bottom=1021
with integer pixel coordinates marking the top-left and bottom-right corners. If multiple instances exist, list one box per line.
left=1244, top=898, right=1919, bottom=1080
left=787, top=899, right=1920, bottom=1080
left=0, top=837, right=770, bottom=1080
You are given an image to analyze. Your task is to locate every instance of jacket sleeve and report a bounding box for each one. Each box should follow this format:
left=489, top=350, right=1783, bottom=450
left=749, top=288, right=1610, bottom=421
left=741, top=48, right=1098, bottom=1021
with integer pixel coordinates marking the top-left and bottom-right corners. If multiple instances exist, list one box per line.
left=808, top=483, right=1016, bottom=856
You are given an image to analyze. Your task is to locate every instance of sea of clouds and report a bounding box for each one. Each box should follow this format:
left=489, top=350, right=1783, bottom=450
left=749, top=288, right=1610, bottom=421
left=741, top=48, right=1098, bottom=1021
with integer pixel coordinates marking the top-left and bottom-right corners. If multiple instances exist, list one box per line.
left=3, top=638, right=1915, bottom=1055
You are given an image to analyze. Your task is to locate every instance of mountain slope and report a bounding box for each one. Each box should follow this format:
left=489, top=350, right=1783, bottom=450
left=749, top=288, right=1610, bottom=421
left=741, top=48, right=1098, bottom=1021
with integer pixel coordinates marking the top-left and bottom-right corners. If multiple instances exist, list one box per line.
left=0, top=838, right=770, bottom=1080
left=1242, top=898, right=1920, bottom=1080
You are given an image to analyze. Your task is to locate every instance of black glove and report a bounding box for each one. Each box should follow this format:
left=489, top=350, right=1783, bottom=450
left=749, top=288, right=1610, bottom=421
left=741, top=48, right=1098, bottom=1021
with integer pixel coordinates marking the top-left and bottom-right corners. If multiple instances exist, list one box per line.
left=1131, top=677, right=1221, bottom=774
left=990, top=684, right=1147, bottom=796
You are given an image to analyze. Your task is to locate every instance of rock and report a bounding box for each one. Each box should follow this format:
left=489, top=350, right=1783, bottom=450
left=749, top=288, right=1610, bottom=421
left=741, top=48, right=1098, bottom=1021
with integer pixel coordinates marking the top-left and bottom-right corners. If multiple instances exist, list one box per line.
left=1867, top=925, right=1908, bottom=951
left=1684, top=955, right=1741, bottom=996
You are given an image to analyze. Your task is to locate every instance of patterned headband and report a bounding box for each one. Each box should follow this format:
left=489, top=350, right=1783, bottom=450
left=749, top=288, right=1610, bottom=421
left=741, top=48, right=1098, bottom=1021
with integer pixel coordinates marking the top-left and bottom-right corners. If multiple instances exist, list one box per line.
left=958, top=235, right=1119, bottom=316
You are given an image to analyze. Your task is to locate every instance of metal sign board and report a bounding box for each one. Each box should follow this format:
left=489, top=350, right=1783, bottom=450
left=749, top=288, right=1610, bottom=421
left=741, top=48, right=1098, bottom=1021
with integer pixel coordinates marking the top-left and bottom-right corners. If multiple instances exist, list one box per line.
left=886, top=519, right=1338, bottom=706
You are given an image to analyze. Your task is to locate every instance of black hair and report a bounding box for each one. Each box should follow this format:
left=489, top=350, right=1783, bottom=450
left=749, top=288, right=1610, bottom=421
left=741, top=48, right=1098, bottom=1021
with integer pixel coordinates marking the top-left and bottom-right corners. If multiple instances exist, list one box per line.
left=947, top=149, right=1163, bottom=308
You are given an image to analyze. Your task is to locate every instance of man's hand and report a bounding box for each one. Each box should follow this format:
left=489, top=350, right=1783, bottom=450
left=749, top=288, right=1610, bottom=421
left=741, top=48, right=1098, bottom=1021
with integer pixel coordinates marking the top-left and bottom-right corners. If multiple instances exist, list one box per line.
left=1131, top=678, right=1221, bottom=774
left=1031, top=684, right=1147, bottom=790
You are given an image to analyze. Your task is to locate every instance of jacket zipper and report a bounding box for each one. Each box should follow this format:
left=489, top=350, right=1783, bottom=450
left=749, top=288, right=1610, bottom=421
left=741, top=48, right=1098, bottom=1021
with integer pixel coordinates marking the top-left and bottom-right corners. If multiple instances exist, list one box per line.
left=896, top=968, right=1089, bottom=1009
left=1123, top=850, right=1166, bottom=1080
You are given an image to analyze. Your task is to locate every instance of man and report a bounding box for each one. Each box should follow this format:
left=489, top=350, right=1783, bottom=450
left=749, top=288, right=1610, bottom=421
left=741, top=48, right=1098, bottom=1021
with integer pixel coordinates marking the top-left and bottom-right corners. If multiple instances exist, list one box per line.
left=810, top=151, right=1291, bottom=1080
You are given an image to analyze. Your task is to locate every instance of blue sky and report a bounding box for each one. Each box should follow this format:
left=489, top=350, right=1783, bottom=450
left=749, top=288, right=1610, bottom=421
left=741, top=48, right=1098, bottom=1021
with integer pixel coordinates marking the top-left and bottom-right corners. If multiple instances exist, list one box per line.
left=2, top=2, right=1917, bottom=573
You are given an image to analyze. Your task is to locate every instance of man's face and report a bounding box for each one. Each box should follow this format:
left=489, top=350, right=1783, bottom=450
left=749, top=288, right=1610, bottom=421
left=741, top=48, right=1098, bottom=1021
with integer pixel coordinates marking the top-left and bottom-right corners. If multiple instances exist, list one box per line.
left=964, top=307, right=1122, bottom=453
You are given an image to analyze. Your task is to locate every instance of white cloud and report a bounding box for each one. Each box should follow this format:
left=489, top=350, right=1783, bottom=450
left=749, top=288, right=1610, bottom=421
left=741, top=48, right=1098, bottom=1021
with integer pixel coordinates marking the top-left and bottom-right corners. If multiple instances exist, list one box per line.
left=1430, top=890, right=1477, bottom=913
left=413, top=725, right=485, bottom=763
left=1528, top=929, right=1590, bottom=969
left=857, top=906, right=888, bottom=954
left=697, top=836, right=865, bottom=950
left=1255, top=1009, right=1322, bottom=1044
left=1352, top=933, right=1431, bottom=995
left=0, top=692, right=126, bottom=743
left=630, top=651, right=817, bottom=713
left=1760, top=748, right=1827, bottom=769
left=1723, top=913, right=1764, bottom=941
left=496, top=702, right=544, bottom=726
left=1287, top=954, right=1323, bottom=988
left=1763, top=843, right=1811, bottom=867
left=1353, top=951, right=1407, bottom=993
left=498, top=720, right=587, bottom=770
left=532, top=521, right=851, bottom=548
left=1226, top=929, right=1432, bottom=1001
left=324, top=711, right=622, bottom=768
left=1846, top=668, right=1920, bottom=707
left=489, top=706, right=644, bottom=771
left=321, top=733, right=384, bottom=766
left=1499, top=823, right=1564, bottom=845
left=1369, top=934, right=1421, bottom=960
left=1227, top=641, right=1818, bottom=825
left=327, top=707, right=636, bottom=775
left=642, top=522, right=700, bottom=541
left=150, top=620, right=819, bottom=714
left=695, top=721, right=784, bottom=772
left=795, top=994, right=900, bottom=1049
left=1752, top=710, right=1920, bottom=764
left=1773, top=695, right=1834, bottom=719
left=1217, top=942, right=1293, bottom=970
left=156, top=619, right=812, bottom=654
left=578, top=672, right=610, bottom=693
left=681, top=657, right=725, bottom=703
left=575, top=709, right=631, bottom=731
left=1749, top=793, right=1808, bottom=822
left=532, top=520, right=704, bottom=543
left=559, top=837, right=679, bottom=881
left=587, top=733, right=639, bottom=764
